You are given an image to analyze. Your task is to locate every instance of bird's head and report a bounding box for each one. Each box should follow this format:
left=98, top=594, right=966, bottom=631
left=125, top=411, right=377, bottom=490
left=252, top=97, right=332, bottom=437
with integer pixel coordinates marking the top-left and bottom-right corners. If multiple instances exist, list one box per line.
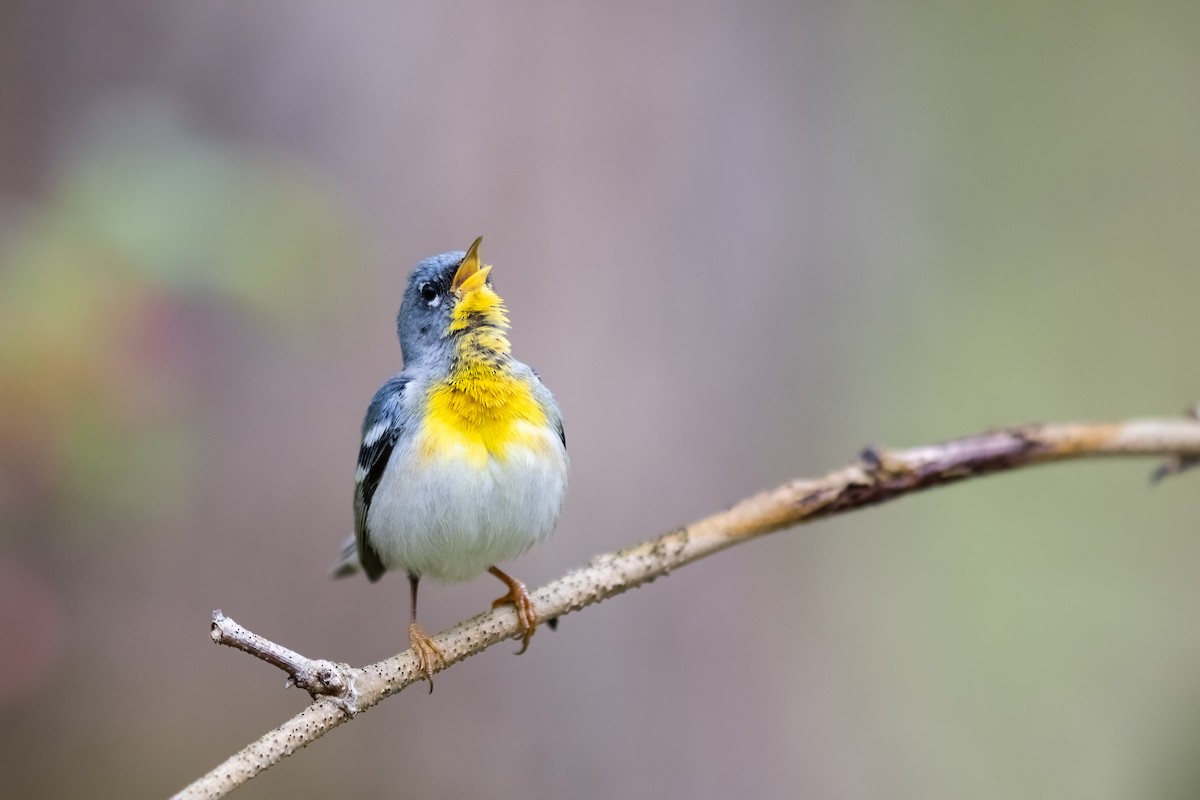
left=396, top=237, right=510, bottom=364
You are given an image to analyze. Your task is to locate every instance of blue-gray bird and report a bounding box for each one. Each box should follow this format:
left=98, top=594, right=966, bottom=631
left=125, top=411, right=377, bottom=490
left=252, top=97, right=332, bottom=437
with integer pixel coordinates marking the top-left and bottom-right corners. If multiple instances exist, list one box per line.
left=332, top=238, right=568, bottom=687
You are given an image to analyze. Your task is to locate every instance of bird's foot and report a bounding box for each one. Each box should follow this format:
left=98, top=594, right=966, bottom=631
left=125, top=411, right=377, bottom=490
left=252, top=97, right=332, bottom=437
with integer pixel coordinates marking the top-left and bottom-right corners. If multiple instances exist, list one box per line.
left=408, top=622, right=445, bottom=692
left=488, top=566, right=538, bottom=655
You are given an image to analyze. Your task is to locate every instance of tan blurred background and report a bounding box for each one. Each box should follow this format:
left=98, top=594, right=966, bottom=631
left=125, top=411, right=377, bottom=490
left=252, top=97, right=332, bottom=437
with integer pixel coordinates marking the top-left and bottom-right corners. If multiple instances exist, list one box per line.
left=3, top=2, right=1200, bottom=798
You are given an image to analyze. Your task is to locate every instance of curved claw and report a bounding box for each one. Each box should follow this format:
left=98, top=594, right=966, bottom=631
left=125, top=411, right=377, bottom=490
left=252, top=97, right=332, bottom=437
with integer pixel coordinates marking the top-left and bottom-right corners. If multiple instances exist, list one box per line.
left=408, top=622, right=445, bottom=693
left=489, top=567, right=538, bottom=654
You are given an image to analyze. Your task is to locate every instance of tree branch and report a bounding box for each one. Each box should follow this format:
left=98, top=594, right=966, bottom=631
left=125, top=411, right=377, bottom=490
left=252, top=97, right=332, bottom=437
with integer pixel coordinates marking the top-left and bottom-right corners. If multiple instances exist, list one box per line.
left=173, top=412, right=1200, bottom=799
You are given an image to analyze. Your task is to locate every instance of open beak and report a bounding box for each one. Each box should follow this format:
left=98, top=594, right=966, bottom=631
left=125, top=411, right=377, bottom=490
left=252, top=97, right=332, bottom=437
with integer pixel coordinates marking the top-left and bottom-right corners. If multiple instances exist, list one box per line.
left=451, top=236, right=492, bottom=294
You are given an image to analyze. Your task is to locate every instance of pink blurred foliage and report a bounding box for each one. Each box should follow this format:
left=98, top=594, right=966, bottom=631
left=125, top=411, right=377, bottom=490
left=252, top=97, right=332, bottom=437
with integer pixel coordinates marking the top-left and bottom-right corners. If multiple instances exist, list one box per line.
left=0, top=556, right=66, bottom=704
left=0, top=105, right=360, bottom=529
left=0, top=249, right=180, bottom=505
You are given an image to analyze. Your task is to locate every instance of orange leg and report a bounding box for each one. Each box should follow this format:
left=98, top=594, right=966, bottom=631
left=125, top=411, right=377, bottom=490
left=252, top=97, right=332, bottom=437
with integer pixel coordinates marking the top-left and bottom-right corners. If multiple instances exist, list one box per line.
left=408, top=575, right=444, bottom=692
left=488, top=566, right=538, bottom=654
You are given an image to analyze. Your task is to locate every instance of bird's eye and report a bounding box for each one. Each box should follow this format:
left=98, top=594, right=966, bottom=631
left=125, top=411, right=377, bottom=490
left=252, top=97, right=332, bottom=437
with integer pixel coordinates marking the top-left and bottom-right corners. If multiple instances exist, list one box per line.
left=419, top=283, right=438, bottom=304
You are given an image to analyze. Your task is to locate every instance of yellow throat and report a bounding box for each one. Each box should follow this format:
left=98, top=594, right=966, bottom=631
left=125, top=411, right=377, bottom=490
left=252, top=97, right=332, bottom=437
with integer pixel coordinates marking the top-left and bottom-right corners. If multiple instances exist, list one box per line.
left=421, top=239, right=548, bottom=463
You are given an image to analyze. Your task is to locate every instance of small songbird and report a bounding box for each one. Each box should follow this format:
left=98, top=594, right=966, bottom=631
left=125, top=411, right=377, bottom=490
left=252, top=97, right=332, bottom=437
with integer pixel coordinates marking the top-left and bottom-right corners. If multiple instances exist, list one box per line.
left=331, top=238, right=568, bottom=687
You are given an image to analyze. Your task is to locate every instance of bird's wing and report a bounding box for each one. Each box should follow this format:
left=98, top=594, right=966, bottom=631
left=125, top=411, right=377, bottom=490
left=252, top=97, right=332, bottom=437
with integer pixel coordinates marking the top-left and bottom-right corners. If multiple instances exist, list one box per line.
left=553, top=410, right=566, bottom=448
left=353, top=374, right=410, bottom=582
left=528, top=366, right=566, bottom=448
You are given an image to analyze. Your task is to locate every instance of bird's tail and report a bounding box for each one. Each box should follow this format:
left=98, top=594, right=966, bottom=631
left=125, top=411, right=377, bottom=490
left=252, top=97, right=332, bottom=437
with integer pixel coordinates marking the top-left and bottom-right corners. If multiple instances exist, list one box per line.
left=329, top=534, right=362, bottom=579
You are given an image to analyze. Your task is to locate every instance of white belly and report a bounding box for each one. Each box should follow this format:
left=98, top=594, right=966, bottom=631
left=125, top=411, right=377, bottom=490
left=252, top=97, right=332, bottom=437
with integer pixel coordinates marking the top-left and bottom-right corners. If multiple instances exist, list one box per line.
left=365, top=426, right=568, bottom=583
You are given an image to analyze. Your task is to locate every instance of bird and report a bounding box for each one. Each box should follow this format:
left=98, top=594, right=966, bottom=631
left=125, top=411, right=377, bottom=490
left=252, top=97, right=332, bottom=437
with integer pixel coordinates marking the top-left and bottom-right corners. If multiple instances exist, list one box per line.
left=331, top=237, right=568, bottom=689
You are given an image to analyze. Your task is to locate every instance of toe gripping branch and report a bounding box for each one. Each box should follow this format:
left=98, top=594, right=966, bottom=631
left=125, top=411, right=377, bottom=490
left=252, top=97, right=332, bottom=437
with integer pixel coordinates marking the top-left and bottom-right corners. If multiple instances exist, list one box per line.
left=489, top=566, right=539, bottom=654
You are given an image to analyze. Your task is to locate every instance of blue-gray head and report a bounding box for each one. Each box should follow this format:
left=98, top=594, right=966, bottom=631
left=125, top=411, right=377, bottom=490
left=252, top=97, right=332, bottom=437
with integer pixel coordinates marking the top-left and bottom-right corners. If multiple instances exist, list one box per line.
left=396, top=237, right=508, bottom=365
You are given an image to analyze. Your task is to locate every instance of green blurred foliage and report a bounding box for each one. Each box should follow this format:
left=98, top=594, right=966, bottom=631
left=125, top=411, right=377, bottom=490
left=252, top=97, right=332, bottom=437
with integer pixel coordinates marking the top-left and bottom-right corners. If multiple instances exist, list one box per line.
left=814, top=4, right=1200, bottom=797
left=0, top=105, right=360, bottom=533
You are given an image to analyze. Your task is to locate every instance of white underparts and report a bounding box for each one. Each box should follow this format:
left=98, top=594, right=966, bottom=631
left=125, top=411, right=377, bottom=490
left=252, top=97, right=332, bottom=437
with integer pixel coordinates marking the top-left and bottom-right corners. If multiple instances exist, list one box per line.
left=365, top=424, right=568, bottom=583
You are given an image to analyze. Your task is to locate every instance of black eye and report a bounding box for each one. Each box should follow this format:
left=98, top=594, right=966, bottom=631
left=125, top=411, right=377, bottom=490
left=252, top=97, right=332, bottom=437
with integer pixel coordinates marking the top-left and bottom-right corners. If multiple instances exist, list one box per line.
left=419, top=283, right=438, bottom=303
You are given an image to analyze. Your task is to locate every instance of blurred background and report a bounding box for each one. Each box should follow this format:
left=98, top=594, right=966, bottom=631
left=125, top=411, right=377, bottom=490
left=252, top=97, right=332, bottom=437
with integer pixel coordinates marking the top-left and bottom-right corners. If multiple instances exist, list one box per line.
left=2, top=2, right=1199, bottom=798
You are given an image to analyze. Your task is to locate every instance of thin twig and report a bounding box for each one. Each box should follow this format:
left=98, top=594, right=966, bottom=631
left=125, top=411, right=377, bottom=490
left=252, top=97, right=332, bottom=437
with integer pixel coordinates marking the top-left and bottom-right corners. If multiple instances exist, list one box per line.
left=209, top=612, right=358, bottom=705
left=172, top=412, right=1200, bottom=800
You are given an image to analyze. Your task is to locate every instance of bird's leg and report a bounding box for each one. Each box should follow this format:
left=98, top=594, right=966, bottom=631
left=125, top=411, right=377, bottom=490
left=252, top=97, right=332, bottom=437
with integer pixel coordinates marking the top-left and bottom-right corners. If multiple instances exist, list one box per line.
left=407, top=574, right=444, bottom=692
left=488, top=566, right=538, bottom=654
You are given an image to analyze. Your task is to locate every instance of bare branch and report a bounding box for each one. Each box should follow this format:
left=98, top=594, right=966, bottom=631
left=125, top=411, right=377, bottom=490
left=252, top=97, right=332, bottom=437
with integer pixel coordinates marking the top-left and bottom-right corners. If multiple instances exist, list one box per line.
left=173, top=413, right=1200, bottom=799
left=1150, top=403, right=1200, bottom=483
left=209, top=611, right=358, bottom=707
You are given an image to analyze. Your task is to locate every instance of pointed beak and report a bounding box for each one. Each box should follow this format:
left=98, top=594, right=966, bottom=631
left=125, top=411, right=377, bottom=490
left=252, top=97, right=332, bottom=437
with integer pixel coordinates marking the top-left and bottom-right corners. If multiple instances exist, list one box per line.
left=451, top=236, right=492, bottom=294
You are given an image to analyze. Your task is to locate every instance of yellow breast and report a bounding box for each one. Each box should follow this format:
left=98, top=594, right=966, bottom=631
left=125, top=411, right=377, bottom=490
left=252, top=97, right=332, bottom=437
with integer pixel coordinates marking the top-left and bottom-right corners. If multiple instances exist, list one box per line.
left=420, top=366, right=549, bottom=467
